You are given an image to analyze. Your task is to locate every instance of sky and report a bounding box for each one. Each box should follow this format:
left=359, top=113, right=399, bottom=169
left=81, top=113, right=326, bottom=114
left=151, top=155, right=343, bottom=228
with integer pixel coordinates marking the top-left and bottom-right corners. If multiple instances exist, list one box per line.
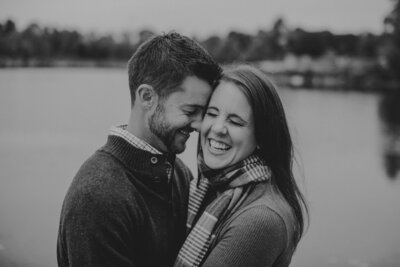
left=0, top=0, right=394, bottom=38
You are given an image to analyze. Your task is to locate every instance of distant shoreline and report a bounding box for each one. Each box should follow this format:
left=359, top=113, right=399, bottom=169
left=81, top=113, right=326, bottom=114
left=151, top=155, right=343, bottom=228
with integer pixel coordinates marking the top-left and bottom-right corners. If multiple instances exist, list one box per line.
left=0, top=58, right=127, bottom=68
left=1, top=58, right=399, bottom=92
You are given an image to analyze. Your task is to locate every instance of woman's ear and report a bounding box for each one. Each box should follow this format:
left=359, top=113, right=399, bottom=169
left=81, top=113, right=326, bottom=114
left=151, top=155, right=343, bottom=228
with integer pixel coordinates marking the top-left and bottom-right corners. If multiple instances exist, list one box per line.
left=136, top=84, right=158, bottom=109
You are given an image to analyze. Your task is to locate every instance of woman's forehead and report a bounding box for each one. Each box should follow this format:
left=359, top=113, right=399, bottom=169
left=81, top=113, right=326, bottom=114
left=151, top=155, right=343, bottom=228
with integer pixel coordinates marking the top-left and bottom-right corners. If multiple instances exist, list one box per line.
left=209, top=81, right=253, bottom=118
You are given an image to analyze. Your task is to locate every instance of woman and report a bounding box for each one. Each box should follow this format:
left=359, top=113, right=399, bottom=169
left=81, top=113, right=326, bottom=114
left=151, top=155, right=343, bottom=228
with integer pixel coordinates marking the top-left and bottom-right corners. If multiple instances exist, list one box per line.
left=175, top=64, right=308, bottom=267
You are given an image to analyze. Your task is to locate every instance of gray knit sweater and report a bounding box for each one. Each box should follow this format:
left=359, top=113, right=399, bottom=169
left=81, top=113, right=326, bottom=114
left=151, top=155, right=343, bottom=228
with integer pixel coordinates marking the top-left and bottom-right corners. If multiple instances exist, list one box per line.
left=199, top=181, right=297, bottom=267
left=57, top=135, right=192, bottom=267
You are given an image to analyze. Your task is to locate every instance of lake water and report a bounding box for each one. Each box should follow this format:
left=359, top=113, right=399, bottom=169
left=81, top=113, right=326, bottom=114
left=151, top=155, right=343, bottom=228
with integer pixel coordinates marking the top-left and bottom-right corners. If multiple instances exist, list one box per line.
left=0, top=68, right=399, bottom=267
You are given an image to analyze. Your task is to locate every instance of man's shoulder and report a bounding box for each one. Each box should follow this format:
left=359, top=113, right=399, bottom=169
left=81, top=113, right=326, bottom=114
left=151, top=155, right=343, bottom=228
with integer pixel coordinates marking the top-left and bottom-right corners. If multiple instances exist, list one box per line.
left=75, top=149, right=124, bottom=182
left=66, top=149, right=135, bottom=203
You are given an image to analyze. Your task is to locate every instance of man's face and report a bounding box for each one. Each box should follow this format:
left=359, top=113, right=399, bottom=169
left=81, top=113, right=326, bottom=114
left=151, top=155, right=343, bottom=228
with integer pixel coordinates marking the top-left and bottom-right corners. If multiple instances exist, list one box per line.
left=148, top=76, right=213, bottom=154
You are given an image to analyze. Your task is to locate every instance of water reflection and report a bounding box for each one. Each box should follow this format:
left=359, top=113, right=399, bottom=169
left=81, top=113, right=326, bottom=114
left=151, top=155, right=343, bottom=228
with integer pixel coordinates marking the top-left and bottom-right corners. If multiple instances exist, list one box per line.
left=378, top=91, right=400, bottom=179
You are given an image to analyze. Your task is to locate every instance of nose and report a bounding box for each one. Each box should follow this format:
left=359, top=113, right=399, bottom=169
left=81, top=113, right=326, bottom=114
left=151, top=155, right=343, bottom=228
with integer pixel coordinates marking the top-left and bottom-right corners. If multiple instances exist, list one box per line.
left=190, top=113, right=203, bottom=132
left=210, top=118, right=227, bottom=135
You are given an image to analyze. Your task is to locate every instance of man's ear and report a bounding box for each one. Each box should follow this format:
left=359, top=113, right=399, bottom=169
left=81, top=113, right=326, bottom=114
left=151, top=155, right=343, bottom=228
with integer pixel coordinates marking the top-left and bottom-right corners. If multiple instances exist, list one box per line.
left=135, top=84, right=158, bottom=109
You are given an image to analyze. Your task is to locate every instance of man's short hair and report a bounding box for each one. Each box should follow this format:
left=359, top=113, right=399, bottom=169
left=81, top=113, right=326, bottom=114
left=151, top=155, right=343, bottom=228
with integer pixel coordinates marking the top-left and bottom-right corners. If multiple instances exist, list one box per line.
left=127, top=32, right=221, bottom=105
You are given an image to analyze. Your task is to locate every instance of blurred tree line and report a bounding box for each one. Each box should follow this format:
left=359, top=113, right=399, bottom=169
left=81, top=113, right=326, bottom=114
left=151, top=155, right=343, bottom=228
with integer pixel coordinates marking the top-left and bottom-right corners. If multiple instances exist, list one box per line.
left=0, top=18, right=383, bottom=63
left=0, top=0, right=399, bottom=88
left=383, top=0, right=400, bottom=81
left=0, top=20, right=139, bottom=64
left=201, top=19, right=381, bottom=62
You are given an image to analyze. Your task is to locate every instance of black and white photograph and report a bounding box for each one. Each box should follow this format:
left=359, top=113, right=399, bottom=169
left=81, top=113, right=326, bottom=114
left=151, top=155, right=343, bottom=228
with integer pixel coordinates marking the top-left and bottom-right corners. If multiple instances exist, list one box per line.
left=0, top=0, right=399, bottom=266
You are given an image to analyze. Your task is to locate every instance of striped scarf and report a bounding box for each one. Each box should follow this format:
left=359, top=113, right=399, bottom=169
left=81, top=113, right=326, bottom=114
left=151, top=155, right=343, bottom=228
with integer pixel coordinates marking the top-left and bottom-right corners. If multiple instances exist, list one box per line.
left=174, top=153, right=271, bottom=267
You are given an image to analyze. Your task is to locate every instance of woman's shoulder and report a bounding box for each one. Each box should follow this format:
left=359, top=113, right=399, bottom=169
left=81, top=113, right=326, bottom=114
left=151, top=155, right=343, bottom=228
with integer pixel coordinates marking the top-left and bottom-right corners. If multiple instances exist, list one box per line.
left=213, top=204, right=288, bottom=262
left=225, top=183, right=297, bottom=242
left=239, top=182, right=294, bottom=219
left=228, top=202, right=287, bottom=234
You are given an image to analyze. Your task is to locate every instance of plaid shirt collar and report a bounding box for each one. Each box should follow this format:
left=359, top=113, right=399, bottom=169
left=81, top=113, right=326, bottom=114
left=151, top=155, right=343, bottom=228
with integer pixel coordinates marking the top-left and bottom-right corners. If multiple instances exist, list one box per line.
left=109, top=125, right=173, bottom=182
left=109, top=125, right=162, bottom=154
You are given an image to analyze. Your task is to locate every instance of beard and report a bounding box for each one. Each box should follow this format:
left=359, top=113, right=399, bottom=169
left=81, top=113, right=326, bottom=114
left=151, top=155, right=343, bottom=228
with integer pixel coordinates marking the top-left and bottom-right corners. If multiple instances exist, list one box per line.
left=149, top=103, right=176, bottom=153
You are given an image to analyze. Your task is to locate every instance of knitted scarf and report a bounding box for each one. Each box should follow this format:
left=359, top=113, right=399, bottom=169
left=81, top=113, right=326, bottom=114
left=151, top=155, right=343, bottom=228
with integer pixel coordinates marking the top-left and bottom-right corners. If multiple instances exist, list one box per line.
left=174, top=153, right=271, bottom=267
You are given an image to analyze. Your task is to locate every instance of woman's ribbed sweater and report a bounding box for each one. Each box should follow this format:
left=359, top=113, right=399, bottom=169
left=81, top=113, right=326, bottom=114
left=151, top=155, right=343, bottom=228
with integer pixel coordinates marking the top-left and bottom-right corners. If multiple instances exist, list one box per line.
left=199, top=181, right=297, bottom=267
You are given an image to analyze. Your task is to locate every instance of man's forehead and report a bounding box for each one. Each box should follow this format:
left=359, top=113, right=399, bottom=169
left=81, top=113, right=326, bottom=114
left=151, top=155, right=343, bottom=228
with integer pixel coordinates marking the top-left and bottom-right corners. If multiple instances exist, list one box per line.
left=171, top=81, right=212, bottom=102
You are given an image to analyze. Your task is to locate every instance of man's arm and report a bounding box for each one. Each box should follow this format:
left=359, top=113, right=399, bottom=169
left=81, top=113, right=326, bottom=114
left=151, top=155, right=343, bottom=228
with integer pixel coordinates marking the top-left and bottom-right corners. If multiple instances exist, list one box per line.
left=57, top=183, right=138, bottom=267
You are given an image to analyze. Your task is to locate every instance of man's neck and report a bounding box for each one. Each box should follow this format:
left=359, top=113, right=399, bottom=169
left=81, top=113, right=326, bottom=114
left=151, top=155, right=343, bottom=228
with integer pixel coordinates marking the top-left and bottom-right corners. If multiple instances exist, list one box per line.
left=126, top=109, right=147, bottom=142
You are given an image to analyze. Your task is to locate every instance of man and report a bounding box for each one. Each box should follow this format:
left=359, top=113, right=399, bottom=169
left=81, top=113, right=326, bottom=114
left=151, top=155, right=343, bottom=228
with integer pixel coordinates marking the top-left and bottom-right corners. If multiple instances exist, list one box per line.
left=57, top=32, right=221, bottom=267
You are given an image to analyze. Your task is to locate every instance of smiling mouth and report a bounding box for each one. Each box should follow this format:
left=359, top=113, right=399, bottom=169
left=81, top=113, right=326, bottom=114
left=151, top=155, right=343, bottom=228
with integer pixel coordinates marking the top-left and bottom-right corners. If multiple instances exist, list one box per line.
left=178, top=129, right=191, bottom=138
left=209, top=139, right=231, bottom=151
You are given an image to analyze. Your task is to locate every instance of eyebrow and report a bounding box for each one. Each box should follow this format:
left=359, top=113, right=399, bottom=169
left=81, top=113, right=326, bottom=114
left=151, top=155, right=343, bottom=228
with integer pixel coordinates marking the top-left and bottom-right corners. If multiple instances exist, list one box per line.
left=183, top=104, right=206, bottom=109
left=207, top=106, right=249, bottom=123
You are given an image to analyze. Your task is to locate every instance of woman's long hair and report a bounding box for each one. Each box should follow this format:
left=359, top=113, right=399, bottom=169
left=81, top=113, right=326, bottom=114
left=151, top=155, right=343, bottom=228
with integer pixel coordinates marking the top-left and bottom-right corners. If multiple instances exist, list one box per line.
left=221, top=64, right=309, bottom=244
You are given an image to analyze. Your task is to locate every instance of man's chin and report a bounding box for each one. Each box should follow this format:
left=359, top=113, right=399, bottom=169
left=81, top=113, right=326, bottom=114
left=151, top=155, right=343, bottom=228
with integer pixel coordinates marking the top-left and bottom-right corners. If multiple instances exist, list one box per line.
left=170, top=142, right=186, bottom=154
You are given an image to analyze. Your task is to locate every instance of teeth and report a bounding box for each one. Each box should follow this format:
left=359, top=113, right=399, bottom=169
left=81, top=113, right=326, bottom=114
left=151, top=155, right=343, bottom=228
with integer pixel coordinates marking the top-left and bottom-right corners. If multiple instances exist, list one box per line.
left=179, top=129, right=190, bottom=136
left=209, top=139, right=230, bottom=150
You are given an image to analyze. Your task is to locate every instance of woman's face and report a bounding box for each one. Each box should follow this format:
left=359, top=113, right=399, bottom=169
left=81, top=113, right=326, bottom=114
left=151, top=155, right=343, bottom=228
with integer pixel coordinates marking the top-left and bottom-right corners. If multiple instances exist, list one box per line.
left=201, top=81, right=257, bottom=169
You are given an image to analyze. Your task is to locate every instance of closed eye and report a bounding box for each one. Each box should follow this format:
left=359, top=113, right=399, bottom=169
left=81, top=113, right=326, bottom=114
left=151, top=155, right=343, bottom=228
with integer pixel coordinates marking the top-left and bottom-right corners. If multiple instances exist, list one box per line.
left=205, top=111, right=217, bottom=117
left=183, top=106, right=204, bottom=117
left=229, top=119, right=244, bottom=126
left=205, top=107, right=218, bottom=117
left=228, top=114, right=247, bottom=126
left=184, top=109, right=197, bottom=116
